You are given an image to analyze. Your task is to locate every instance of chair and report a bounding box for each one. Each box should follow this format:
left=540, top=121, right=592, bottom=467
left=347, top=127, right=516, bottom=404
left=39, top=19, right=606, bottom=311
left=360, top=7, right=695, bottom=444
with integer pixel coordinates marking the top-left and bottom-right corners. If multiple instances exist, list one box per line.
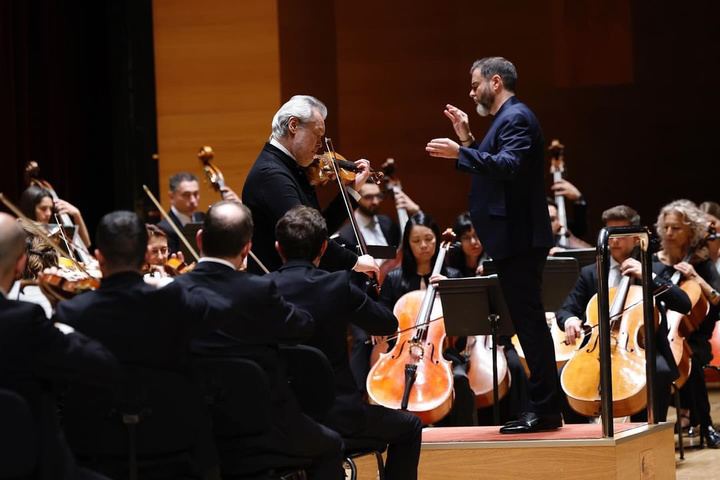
left=191, top=356, right=309, bottom=480
left=0, top=388, right=37, bottom=477
left=62, top=365, right=214, bottom=480
left=279, top=345, right=387, bottom=480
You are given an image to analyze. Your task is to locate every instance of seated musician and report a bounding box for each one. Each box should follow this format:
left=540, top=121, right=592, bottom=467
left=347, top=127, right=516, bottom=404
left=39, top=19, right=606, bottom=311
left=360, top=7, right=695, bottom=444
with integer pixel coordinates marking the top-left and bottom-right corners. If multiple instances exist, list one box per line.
left=172, top=201, right=346, bottom=479
left=19, top=184, right=91, bottom=248
left=267, top=205, right=422, bottom=480
left=699, top=201, right=720, bottom=274
left=334, top=179, right=421, bottom=256
left=0, top=212, right=118, bottom=480
left=556, top=205, right=691, bottom=424
left=447, top=212, right=529, bottom=423
left=157, top=172, right=240, bottom=254
left=547, top=177, right=589, bottom=250
left=378, top=212, right=477, bottom=427
left=242, top=94, right=378, bottom=276
left=654, top=200, right=720, bottom=447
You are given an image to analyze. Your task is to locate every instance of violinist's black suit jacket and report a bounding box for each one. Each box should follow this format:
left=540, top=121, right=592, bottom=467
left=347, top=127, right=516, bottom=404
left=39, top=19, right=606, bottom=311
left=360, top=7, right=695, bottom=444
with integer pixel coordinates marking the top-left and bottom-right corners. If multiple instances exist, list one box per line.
left=157, top=210, right=204, bottom=255
left=242, top=143, right=357, bottom=273
left=173, top=260, right=345, bottom=478
left=54, top=272, right=228, bottom=371
left=0, top=296, right=118, bottom=480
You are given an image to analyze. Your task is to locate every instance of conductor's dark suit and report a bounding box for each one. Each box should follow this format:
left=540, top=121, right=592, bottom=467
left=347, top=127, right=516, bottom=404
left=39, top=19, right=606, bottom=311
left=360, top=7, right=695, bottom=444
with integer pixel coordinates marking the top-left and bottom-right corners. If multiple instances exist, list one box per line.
left=555, top=261, right=690, bottom=422
left=267, top=260, right=422, bottom=480
left=0, top=296, right=118, bottom=480
left=242, top=143, right=358, bottom=273
left=157, top=210, right=205, bottom=255
left=172, top=260, right=344, bottom=480
left=457, top=96, right=558, bottom=415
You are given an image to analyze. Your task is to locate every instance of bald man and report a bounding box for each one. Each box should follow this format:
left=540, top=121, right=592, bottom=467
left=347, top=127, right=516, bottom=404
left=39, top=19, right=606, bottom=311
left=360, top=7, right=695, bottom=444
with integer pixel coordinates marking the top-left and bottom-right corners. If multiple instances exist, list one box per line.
left=0, top=213, right=118, bottom=479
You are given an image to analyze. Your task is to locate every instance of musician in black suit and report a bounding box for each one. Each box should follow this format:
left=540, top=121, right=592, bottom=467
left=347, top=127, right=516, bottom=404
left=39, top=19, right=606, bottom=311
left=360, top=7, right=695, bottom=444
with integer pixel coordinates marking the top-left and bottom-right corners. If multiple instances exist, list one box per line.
left=427, top=57, right=559, bottom=433
left=157, top=172, right=240, bottom=254
left=267, top=206, right=422, bottom=480
left=0, top=212, right=118, bottom=480
left=173, top=200, right=345, bottom=479
left=54, top=211, right=231, bottom=372
left=555, top=205, right=690, bottom=423
left=242, top=95, right=378, bottom=276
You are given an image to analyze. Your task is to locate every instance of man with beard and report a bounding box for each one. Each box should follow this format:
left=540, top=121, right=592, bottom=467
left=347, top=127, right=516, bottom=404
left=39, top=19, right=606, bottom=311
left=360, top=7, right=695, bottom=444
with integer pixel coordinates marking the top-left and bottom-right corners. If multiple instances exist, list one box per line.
left=242, top=95, right=379, bottom=276
left=426, top=57, right=561, bottom=433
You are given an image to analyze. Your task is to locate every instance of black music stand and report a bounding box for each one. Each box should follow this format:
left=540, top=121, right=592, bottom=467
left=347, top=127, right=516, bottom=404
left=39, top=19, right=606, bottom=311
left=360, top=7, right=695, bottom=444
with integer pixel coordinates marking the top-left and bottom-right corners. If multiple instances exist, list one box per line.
left=437, top=276, right=513, bottom=425
left=542, top=257, right=581, bottom=310
left=552, top=247, right=596, bottom=269
left=365, top=245, right=397, bottom=260
left=179, top=223, right=202, bottom=260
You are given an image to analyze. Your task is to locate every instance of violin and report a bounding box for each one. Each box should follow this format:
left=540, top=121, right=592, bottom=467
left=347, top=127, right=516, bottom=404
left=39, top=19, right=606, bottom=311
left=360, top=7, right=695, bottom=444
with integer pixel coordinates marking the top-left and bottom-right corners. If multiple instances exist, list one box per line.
left=366, top=229, right=456, bottom=425
left=548, top=140, right=592, bottom=249
left=561, top=262, right=656, bottom=417
left=305, top=151, right=384, bottom=188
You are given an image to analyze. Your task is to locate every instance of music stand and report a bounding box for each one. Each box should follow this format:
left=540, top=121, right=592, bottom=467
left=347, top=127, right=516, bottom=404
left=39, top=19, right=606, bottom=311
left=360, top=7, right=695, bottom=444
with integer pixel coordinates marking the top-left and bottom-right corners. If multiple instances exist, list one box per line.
left=437, top=276, right=513, bottom=425
left=179, top=223, right=202, bottom=260
left=552, top=247, right=596, bottom=269
left=365, top=244, right=397, bottom=260
left=542, top=257, right=581, bottom=310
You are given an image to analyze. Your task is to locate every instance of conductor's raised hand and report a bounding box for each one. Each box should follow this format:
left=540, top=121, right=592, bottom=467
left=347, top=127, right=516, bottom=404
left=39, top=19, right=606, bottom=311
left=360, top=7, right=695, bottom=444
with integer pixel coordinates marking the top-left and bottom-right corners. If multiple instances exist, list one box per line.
left=426, top=138, right=460, bottom=159
left=444, top=104, right=471, bottom=139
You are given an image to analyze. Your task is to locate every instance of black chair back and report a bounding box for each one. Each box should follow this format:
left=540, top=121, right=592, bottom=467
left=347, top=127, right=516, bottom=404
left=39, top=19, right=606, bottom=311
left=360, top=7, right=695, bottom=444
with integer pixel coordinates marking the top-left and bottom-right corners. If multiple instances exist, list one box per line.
left=279, top=345, right=335, bottom=422
left=0, top=388, right=37, bottom=477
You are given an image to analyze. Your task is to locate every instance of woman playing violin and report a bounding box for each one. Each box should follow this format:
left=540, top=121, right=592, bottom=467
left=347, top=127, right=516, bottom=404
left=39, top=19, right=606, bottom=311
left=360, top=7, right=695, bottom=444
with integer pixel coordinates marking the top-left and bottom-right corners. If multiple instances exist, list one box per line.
left=19, top=185, right=92, bottom=248
left=378, top=212, right=477, bottom=426
left=655, top=200, right=720, bottom=447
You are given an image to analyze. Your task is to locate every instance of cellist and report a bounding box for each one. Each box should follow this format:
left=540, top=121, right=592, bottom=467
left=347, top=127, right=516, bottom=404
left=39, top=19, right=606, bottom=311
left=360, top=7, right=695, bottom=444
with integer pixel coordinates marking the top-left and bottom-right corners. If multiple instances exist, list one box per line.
left=378, top=212, right=477, bottom=426
left=654, top=200, right=720, bottom=447
left=556, top=205, right=691, bottom=424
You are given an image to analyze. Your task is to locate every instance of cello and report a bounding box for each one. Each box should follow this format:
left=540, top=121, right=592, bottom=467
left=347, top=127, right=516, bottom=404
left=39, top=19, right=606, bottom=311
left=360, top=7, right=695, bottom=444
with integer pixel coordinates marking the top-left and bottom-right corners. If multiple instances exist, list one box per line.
left=548, top=140, right=591, bottom=249
left=366, top=229, right=456, bottom=425
left=465, top=334, right=510, bottom=408
left=376, top=158, right=405, bottom=285
left=561, top=265, right=655, bottom=417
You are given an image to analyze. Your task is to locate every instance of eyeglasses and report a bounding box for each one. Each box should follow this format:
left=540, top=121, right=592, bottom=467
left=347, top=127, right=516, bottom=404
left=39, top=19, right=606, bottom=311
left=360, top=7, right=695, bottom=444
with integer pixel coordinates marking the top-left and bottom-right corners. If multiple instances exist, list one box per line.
left=361, top=194, right=385, bottom=201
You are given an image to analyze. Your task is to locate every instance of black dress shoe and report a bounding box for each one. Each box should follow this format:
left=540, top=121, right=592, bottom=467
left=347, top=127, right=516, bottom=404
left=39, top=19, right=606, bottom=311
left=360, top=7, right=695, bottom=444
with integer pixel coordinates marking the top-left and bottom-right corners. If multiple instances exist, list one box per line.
left=701, top=424, right=720, bottom=448
left=499, top=412, right=563, bottom=434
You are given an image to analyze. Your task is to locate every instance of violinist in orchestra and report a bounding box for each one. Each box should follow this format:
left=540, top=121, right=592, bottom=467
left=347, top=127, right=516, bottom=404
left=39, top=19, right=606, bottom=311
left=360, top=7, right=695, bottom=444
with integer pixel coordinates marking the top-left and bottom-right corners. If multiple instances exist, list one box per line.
left=157, top=172, right=241, bottom=254
left=448, top=212, right=530, bottom=423
left=0, top=212, right=118, bottom=480
left=19, top=184, right=91, bottom=248
left=699, top=201, right=720, bottom=274
left=378, top=212, right=478, bottom=427
left=426, top=57, right=562, bottom=433
left=654, top=200, right=720, bottom=447
left=171, top=201, right=345, bottom=480
left=267, top=205, right=422, bottom=480
left=556, top=205, right=691, bottom=424
left=242, top=94, right=379, bottom=276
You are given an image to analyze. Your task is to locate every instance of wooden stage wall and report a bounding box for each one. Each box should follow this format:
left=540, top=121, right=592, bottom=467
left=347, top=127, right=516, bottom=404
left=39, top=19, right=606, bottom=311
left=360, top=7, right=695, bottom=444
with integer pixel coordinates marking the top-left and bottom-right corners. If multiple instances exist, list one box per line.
left=155, top=1, right=719, bottom=235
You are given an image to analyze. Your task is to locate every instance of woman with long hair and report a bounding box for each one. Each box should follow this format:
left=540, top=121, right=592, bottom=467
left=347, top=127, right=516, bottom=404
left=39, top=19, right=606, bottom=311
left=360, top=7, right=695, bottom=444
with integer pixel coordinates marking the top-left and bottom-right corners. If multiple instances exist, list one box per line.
left=19, top=185, right=91, bottom=247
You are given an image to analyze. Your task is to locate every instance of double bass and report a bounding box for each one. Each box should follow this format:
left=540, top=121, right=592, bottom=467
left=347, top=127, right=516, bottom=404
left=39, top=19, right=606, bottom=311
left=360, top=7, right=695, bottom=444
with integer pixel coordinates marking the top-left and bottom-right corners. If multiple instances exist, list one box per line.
left=561, top=266, right=654, bottom=417
left=548, top=140, right=591, bottom=249
left=366, top=230, right=456, bottom=425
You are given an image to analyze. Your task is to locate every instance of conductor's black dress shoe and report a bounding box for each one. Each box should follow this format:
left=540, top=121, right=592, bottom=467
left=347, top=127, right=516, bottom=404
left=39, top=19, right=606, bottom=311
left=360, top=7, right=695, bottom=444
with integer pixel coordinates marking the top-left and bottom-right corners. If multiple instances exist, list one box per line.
left=499, top=412, right=563, bottom=434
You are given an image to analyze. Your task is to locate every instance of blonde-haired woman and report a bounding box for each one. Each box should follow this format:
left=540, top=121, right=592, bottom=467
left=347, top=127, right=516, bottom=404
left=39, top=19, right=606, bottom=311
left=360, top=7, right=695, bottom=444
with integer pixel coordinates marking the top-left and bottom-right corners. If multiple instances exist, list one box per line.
left=655, top=199, right=720, bottom=447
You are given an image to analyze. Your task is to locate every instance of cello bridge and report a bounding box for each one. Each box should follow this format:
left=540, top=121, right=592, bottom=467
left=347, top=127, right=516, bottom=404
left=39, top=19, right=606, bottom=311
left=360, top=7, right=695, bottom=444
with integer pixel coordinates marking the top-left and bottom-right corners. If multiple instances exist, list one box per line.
left=409, top=342, right=425, bottom=360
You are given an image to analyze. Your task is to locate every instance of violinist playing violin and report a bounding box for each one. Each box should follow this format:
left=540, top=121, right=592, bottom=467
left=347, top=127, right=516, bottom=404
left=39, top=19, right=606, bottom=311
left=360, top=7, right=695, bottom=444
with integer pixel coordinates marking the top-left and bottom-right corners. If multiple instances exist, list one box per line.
left=267, top=206, right=422, bottom=480
left=654, top=200, right=720, bottom=447
left=242, top=95, right=379, bottom=276
left=556, top=205, right=691, bottom=424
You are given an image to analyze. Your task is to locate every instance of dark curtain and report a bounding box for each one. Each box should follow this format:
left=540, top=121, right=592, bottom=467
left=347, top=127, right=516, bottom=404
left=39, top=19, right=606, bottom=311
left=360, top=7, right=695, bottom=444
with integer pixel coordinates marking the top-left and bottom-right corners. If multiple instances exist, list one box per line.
left=0, top=0, right=158, bottom=243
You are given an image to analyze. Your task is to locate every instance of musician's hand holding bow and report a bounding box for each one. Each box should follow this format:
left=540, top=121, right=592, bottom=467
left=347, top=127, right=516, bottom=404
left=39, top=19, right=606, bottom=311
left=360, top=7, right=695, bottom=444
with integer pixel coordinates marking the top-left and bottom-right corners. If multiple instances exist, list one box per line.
left=353, top=253, right=380, bottom=277
left=564, top=317, right=583, bottom=346
left=352, top=159, right=371, bottom=191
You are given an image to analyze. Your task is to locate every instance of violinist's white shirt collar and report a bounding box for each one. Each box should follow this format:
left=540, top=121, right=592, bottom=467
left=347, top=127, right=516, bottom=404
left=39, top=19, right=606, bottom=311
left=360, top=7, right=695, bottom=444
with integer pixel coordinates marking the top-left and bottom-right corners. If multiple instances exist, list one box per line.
left=198, top=257, right=237, bottom=271
left=171, top=206, right=193, bottom=227
left=270, top=138, right=295, bottom=161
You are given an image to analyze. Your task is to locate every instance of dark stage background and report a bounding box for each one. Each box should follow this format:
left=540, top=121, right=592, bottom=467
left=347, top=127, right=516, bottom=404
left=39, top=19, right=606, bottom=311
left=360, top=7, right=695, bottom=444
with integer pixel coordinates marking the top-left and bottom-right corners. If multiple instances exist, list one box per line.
left=2, top=0, right=719, bottom=245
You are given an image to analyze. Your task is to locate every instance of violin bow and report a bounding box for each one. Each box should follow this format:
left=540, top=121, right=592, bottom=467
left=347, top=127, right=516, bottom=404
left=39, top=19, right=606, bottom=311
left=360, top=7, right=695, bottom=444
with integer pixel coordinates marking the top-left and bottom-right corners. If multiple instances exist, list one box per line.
left=142, top=185, right=200, bottom=262
left=0, top=193, right=89, bottom=275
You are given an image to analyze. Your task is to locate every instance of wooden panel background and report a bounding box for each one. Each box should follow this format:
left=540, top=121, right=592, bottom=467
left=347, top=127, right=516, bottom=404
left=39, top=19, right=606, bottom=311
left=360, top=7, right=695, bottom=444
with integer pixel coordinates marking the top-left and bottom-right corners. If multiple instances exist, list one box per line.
left=152, top=0, right=280, bottom=210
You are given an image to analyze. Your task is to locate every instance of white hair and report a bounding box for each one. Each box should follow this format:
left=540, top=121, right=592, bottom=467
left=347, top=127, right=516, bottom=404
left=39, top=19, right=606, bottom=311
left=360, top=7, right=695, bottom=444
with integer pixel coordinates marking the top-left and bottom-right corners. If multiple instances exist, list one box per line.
left=271, top=95, right=327, bottom=139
